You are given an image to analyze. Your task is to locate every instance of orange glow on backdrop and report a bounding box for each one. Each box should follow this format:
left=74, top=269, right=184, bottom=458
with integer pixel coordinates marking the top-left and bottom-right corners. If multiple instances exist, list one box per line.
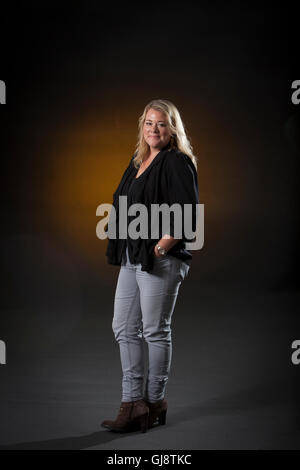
left=40, top=105, right=241, bottom=278
left=43, top=111, right=138, bottom=273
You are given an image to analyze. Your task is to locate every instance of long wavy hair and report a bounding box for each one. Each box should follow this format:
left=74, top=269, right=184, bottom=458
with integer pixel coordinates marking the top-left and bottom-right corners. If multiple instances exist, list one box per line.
left=133, top=99, right=198, bottom=170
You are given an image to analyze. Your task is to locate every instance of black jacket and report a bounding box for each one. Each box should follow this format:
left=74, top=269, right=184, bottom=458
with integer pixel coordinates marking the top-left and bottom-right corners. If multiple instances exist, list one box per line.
left=105, top=146, right=199, bottom=273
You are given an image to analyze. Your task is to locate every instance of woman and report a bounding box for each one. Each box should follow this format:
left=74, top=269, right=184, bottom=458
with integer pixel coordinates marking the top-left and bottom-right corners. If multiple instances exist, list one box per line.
left=101, top=99, right=199, bottom=433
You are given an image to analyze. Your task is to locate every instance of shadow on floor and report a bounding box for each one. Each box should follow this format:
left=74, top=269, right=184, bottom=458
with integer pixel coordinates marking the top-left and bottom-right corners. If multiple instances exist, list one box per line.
left=0, top=377, right=296, bottom=450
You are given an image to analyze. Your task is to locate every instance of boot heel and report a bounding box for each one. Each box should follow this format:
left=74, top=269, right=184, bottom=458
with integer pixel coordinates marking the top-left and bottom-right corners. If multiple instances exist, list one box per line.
left=158, top=409, right=167, bottom=425
left=140, top=413, right=149, bottom=433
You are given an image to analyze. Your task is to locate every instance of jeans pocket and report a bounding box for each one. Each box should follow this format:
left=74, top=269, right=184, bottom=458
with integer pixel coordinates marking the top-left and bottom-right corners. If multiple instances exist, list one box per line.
left=154, top=254, right=169, bottom=262
left=152, top=254, right=171, bottom=275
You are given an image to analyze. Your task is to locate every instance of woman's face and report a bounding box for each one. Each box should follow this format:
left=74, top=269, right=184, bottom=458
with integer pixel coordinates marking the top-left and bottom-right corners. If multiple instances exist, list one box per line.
left=143, top=108, right=171, bottom=152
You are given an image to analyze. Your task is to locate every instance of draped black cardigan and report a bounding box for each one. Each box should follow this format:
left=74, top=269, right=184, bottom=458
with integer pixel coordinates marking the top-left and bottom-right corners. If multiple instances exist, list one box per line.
left=105, top=147, right=199, bottom=273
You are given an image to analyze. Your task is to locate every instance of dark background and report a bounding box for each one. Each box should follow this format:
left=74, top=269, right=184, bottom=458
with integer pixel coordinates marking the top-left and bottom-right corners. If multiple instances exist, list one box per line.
left=0, top=2, right=299, bottom=449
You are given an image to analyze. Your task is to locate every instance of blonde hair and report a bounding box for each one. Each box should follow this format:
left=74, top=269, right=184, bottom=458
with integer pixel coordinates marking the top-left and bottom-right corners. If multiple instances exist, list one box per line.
left=133, top=99, right=198, bottom=170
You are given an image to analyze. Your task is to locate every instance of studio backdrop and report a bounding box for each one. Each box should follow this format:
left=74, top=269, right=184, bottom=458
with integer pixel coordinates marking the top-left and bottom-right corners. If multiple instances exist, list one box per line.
left=0, top=3, right=299, bottom=451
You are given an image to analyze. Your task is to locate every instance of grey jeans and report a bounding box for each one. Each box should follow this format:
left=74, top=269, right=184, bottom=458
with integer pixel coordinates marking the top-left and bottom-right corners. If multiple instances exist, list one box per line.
left=112, top=244, right=190, bottom=403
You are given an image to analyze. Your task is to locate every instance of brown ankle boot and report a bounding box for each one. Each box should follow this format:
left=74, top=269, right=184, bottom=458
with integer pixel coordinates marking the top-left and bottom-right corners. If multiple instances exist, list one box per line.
left=101, top=399, right=149, bottom=433
left=101, top=401, right=133, bottom=432
left=145, top=398, right=168, bottom=429
left=130, top=399, right=150, bottom=433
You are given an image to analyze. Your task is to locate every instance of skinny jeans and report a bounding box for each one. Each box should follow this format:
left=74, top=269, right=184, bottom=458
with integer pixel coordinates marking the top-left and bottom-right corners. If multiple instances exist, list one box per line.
left=112, top=244, right=190, bottom=403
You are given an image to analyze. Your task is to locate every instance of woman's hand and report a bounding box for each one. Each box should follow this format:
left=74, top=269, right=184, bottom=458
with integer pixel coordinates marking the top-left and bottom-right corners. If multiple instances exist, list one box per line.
left=153, top=235, right=180, bottom=258
left=153, top=244, right=162, bottom=257
left=153, top=243, right=169, bottom=258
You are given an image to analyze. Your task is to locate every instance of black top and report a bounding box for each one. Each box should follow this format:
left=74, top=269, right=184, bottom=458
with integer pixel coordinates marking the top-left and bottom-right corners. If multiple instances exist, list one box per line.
left=105, top=146, right=199, bottom=273
left=122, top=170, right=148, bottom=265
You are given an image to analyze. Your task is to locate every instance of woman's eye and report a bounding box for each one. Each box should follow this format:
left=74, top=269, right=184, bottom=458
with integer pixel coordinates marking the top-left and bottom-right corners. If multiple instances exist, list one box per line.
left=145, top=122, right=166, bottom=126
